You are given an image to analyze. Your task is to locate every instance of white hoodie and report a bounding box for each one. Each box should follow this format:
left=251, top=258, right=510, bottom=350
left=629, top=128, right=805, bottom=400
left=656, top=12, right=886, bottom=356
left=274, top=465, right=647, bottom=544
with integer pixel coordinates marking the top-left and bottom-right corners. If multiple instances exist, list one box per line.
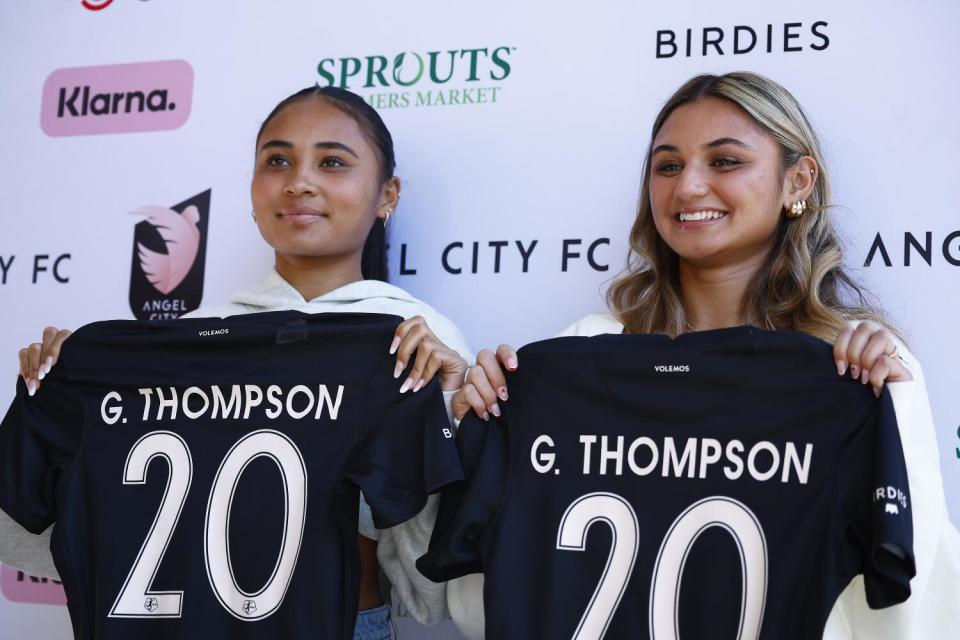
left=0, top=271, right=472, bottom=627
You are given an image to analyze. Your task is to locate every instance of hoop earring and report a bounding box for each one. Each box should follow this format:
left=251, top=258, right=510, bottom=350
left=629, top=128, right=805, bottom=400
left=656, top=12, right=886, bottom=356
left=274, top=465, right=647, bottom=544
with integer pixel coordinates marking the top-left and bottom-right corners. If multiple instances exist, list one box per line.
left=383, top=209, right=392, bottom=227
left=786, top=200, right=807, bottom=218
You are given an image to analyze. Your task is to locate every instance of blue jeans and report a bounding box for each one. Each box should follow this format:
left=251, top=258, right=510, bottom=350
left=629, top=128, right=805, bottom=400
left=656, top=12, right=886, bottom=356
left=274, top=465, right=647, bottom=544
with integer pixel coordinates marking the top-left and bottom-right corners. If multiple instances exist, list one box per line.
left=353, top=604, right=392, bottom=640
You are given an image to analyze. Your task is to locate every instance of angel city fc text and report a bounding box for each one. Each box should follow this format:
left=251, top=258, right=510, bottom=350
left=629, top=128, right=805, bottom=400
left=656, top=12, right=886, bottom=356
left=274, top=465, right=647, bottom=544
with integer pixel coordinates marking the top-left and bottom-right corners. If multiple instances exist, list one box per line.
left=394, top=238, right=610, bottom=275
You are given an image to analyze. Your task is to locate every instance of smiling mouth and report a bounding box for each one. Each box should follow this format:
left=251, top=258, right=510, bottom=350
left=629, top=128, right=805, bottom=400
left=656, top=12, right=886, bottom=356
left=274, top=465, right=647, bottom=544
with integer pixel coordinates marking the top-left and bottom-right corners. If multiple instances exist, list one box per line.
left=676, top=209, right=727, bottom=222
left=277, top=208, right=326, bottom=224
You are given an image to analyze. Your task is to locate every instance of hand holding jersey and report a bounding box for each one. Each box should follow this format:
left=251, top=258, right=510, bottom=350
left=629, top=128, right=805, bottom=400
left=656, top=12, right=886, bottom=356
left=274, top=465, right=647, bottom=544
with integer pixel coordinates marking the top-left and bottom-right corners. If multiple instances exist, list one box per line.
left=424, top=329, right=915, bottom=639
left=453, top=321, right=912, bottom=424
left=0, top=312, right=462, bottom=639
left=18, top=312, right=466, bottom=399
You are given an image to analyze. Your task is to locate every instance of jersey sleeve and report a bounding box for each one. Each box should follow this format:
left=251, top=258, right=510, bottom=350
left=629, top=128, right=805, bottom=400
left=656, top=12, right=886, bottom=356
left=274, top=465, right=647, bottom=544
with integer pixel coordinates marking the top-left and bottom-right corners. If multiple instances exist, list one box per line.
left=836, top=388, right=916, bottom=608
left=416, top=410, right=510, bottom=583
left=346, top=368, right=462, bottom=531
left=0, top=374, right=84, bottom=534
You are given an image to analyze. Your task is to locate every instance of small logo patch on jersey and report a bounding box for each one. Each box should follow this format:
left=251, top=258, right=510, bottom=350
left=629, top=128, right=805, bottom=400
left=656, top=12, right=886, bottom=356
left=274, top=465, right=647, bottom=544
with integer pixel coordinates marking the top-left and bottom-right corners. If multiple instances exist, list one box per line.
left=885, top=503, right=900, bottom=515
left=144, top=597, right=159, bottom=612
left=242, top=600, right=257, bottom=616
left=654, top=365, right=690, bottom=373
left=198, top=328, right=229, bottom=337
left=873, top=485, right=908, bottom=510
left=442, top=427, right=453, bottom=439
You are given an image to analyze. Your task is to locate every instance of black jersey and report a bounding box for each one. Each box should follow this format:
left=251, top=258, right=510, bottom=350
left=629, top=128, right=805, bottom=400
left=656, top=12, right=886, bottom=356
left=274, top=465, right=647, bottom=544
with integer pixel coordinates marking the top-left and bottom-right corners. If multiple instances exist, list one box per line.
left=419, top=327, right=914, bottom=640
left=0, top=311, right=461, bottom=640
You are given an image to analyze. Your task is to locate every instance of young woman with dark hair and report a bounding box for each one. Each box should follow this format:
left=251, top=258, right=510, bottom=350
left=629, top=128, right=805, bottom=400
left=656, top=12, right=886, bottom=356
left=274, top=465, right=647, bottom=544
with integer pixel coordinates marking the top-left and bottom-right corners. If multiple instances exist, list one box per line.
left=10, top=85, right=472, bottom=640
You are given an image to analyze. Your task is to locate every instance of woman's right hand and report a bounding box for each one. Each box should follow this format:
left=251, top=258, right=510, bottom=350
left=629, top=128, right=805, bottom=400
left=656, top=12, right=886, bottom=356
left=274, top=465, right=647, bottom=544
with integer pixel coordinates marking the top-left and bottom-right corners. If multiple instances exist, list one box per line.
left=17, top=326, right=72, bottom=396
left=451, top=345, right=518, bottom=422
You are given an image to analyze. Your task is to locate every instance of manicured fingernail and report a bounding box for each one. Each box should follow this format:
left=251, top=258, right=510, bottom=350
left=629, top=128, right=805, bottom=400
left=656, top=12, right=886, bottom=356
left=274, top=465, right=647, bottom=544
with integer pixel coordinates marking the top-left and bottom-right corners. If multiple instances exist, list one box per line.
left=481, top=411, right=490, bottom=422
left=393, top=361, right=404, bottom=379
left=413, top=379, right=424, bottom=393
left=507, top=357, right=518, bottom=370
left=37, top=369, right=46, bottom=381
left=27, top=380, right=36, bottom=397
left=44, top=357, right=53, bottom=373
left=849, top=365, right=859, bottom=379
left=489, top=404, right=501, bottom=418
left=861, top=370, right=870, bottom=384
left=399, top=378, right=413, bottom=393
left=497, top=386, right=508, bottom=401
left=836, top=360, right=847, bottom=376
left=389, top=336, right=400, bottom=355
left=873, top=386, right=881, bottom=398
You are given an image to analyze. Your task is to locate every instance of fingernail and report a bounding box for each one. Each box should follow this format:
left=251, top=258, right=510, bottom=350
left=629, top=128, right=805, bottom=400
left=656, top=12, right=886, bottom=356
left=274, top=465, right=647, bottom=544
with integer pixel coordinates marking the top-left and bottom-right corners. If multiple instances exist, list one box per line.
left=489, top=404, right=501, bottom=418
left=861, top=370, right=870, bottom=384
left=482, top=411, right=490, bottom=422
left=873, top=386, right=881, bottom=398
left=389, top=336, right=400, bottom=355
left=393, top=361, right=404, bottom=379
left=507, top=357, right=518, bottom=370
left=27, top=380, right=36, bottom=397
left=413, top=379, right=424, bottom=393
left=836, top=360, right=847, bottom=376
left=497, top=386, right=508, bottom=401
left=399, top=378, right=413, bottom=394
left=849, top=365, right=859, bottom=379
left=37, top=369, right=46, bottom=381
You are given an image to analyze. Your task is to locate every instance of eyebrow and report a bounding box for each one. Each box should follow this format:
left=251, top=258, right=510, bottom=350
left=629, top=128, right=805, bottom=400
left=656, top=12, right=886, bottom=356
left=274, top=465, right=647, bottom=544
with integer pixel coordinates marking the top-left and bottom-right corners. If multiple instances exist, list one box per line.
left=704, top=137, right=753, bottom=151
left=259, top=140, right=359, bottom=158
left=652, top=137, right=754, bottom=156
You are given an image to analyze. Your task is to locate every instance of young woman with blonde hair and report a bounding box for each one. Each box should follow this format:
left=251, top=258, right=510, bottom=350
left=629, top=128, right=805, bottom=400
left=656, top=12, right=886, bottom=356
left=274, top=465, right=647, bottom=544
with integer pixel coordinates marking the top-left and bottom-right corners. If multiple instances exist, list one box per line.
left=451, top=72, right=959, bottom=639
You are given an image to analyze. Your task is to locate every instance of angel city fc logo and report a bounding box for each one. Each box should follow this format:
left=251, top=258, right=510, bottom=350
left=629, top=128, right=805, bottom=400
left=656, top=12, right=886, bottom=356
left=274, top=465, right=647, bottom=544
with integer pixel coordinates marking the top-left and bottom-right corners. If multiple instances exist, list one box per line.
left=128, top=189, right=210, bottom=319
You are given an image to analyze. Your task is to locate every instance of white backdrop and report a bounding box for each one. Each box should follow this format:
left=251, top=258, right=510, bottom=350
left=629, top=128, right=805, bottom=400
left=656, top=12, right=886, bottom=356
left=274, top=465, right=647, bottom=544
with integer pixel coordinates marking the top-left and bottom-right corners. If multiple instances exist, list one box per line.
left=1, top=1, right=957, bottom=637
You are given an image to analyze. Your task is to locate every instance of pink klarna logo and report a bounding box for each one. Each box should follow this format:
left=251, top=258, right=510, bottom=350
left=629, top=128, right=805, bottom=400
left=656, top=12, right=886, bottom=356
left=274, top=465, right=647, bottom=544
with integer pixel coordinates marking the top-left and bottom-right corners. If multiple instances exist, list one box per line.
left=40, top=60, right=193, bottom=137
left=0, top=565, right=66, bottom=606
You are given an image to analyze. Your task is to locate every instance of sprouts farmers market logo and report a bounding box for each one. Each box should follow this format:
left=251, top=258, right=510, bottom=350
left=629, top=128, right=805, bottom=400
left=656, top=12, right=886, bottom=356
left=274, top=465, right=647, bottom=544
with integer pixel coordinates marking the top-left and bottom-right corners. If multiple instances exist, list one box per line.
left=129, top=190, right=211, bottom=320
left=316, top=46, right=514, bottom=110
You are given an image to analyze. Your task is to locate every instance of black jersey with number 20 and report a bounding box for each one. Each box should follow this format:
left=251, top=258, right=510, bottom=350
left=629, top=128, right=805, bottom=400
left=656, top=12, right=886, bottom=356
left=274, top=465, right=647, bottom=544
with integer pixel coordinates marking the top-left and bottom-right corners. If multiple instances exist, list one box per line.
left=419, top=327, right=914, bottom=640
left=0, top=311, right=461, bottom=640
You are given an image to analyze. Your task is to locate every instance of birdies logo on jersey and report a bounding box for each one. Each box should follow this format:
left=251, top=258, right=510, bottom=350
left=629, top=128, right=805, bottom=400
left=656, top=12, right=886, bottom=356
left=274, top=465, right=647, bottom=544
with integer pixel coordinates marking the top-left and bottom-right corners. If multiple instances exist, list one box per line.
left=128, top=189, right=210, bottom=320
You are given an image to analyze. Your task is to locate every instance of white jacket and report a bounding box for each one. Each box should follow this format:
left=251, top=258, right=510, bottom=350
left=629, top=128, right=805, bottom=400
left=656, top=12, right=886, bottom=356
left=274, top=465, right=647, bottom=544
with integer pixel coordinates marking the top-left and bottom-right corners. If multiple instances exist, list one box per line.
left=0, top=271, right=473, bottom=626
left=448, top=313, right=960, bottom=640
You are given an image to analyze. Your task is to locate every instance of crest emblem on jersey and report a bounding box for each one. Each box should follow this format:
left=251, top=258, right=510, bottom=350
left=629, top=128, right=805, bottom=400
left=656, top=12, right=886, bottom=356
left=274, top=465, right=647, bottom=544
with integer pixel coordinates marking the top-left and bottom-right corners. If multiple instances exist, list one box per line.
left=128, top=189, right=210, bottom=320
left=242, top=599, right=258, bottom=616
left=144, top=597, right=159, bottom=612
left=885, top=503, right=900, bottom=515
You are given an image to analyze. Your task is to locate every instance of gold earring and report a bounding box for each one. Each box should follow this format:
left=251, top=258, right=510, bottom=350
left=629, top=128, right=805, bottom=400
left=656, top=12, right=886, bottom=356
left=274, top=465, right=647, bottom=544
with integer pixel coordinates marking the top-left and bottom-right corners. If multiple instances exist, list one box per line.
left=787, top=200, right=807, bottom=218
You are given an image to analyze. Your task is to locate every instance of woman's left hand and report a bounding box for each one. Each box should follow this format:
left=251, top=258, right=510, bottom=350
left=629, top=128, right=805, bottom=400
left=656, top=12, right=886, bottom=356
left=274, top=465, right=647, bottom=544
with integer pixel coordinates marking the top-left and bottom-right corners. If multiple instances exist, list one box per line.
left=390, top=316, right=468, bottom=393
left=833, top=322, right=913, bottom=397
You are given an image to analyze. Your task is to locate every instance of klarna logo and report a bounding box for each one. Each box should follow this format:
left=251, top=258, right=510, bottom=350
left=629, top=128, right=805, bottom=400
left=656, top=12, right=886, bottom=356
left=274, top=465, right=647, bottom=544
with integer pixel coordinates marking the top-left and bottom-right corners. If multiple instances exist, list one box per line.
left=41, top=60, right=192, bottom=137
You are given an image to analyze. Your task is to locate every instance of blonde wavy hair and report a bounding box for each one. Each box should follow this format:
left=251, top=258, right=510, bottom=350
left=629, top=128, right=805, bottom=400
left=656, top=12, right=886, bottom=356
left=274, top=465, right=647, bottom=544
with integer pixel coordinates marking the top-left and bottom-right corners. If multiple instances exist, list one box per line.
left=608, top=72, right=890, bottom=342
